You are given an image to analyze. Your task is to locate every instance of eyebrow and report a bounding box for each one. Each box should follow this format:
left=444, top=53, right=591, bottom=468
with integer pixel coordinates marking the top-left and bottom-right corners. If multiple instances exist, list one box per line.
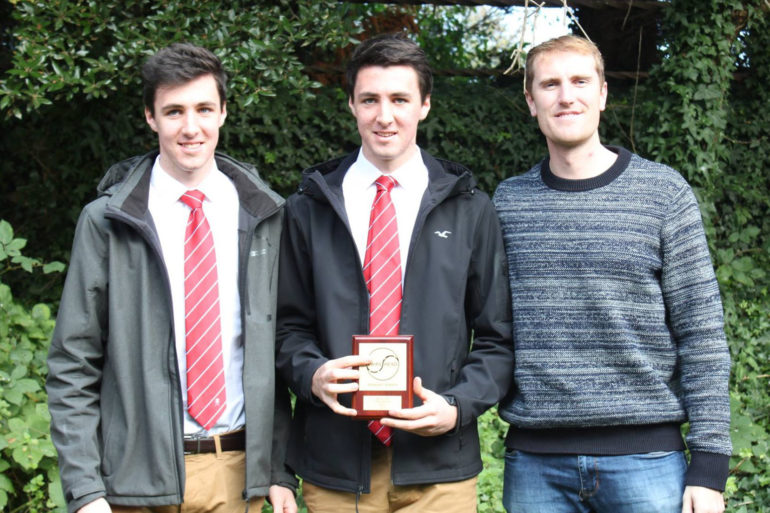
left=537, top=73, right=593, bottom=85
left=160, top=101, right=218, bottom=111
left=357, top=91, right=413, bottom=99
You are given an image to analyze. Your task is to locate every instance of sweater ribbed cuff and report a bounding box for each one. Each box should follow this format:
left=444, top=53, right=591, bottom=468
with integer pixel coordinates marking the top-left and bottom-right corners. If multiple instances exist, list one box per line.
left=686, top=451, right=730, bottom=491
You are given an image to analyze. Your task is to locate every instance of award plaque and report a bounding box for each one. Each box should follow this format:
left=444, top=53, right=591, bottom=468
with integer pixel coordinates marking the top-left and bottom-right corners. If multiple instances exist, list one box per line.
left=352, top=335, right=413, bottom=419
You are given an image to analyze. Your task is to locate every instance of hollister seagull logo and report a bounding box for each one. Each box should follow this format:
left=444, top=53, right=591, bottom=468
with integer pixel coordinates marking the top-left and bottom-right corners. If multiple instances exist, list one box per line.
left=434, top=230, right=451, bottom=239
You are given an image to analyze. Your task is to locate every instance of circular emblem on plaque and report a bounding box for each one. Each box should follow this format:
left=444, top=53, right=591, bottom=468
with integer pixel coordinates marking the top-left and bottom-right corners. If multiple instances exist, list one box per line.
left=366, top=347, right=400, bottom=381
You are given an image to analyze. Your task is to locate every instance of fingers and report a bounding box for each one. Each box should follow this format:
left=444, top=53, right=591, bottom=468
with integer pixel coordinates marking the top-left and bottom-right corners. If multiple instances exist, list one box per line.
left=268, top=486, right=297, bottom=513
left=389, top=377, right=438, bottom=419
left=77, top=498, right=111, bottom=513
left=311, top=355, right=372, bottom=416
left=682, top=490, right=692, bottom=513
left=412, top=376, right=427, bottom=400
left=380, top=408, right=450, bottom=436
left=683, top=486, right=725, bottom=513
left=330, top=354, right=374, bottom=368
left=380, top=379, right=457, bottom=436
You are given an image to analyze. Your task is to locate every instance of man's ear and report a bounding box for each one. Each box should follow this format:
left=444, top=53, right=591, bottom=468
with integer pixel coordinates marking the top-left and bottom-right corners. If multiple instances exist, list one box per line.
left=419, top=94, right=431, bottom=121
left=145, top=108, right=158, bottom=132
left=524, top=91, right=537, bottom=117
left=599, top=81, right=608, bottom=112
left=219, top=102, right=227, bottom=126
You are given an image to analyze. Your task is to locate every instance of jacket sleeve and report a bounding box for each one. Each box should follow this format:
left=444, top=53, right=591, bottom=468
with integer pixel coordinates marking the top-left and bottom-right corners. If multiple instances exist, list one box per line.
left=269, top=376, right=299, bottom=490
left=275, top=196, right=328, bottom=406
left=444, top=194, right=515, bottom=428
left=46, top=205, right=110, bottom=513
left=660, top=183, right=732, bottom=491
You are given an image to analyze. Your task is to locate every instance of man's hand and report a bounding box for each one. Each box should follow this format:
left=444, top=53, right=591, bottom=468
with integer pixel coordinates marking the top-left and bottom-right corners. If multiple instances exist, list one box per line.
left=77, top=498, right=111, bottom=513
left=682, top=485, right=725, bottom=513
left=268, top=485, right=297, bottom=513
left=311, top=355, right=371, bottom=416
left=380, top=377, right=458, bottom=436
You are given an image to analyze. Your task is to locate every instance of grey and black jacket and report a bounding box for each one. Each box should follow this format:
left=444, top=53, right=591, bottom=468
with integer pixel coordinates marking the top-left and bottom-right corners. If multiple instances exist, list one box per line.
left=276, top=149, right=514, bottom=494
left=47, top=151, right=295, bottom=513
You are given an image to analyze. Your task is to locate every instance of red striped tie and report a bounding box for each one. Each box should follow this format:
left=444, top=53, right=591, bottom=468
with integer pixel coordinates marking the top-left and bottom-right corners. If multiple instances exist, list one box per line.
left=180, top=190, right=226, bottom=430
left=363, top=175, right=402, bottom=446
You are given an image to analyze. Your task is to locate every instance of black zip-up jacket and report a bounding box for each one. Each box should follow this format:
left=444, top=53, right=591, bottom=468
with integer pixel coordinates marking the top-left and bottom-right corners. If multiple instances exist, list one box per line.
left=276, top=149, right=513, bottom=493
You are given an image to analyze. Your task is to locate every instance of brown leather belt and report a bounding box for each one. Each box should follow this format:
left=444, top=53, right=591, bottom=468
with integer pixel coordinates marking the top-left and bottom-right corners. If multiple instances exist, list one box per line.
left=183, top=429, right=245, bottom=454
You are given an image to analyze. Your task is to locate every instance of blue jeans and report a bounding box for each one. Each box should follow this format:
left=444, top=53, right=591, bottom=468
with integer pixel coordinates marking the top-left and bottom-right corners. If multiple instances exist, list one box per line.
left=503, top=450, right=687, bottom=513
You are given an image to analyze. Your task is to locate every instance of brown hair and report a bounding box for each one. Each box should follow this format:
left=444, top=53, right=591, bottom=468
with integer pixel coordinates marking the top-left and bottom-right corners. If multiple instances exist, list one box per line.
left=525, top=35, right=604, bottom=93
left=142, top=43, right=227, bottom=115
left=346, top=33, right=432, bottom=102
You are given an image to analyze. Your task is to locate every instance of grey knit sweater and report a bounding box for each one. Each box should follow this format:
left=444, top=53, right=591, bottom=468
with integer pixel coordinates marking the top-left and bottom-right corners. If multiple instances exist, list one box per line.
left=493, top=147, right=732, bottom=490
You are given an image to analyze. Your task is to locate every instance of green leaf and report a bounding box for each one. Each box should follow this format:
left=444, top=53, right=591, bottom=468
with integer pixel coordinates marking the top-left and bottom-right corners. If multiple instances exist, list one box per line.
left=0, top=220, right=13, bottom=244
left=48, top=472, right=67, bottom=512
left=7, top=238, right=27, bottom=251
left=10, top=366, right=27, bottom=381
left=43, top=261, right=66, bottom=273
left=0, top=474, right=13, bottom=493
left=732, top=256, right=756, bottom=273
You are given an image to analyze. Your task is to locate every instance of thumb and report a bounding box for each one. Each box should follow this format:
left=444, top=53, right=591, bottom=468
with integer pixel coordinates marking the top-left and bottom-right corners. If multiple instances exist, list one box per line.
left=681, top=490, right=692, bottom=513
left=413, top=376, right=428, bottom=400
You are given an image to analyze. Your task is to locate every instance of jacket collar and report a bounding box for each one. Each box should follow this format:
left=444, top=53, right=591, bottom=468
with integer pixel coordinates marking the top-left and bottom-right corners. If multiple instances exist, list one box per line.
left=98, top=151, right=284, bottom=222
left=298, top=148, right=477, bottom=205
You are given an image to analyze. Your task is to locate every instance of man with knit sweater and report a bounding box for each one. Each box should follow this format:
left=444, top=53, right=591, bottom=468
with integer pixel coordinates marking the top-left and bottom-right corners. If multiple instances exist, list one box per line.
left=493, top=35, right=731, bottom=513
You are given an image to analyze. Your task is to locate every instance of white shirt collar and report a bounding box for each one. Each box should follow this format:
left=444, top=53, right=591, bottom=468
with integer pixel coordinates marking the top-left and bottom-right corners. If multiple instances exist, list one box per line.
left=150, top=157, right=231, bottom=206
left=348, top=148, right=427, bottom=192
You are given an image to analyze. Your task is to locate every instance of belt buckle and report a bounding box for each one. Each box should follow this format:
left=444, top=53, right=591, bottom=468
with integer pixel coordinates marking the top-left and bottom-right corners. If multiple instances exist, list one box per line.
left=184, top=434, right=207, bottom=455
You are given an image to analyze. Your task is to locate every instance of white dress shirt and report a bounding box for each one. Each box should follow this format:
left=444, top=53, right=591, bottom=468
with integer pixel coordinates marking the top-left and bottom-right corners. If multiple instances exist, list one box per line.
left=342, top=148, right=429, bottom=278
left=148, top=158, right=244, bottom=436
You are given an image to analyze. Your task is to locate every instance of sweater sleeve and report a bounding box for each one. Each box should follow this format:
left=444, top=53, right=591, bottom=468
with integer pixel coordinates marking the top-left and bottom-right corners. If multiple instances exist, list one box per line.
left=660, top=183, right=732, bottom=490
left=46, top=206, right=109, bottom=513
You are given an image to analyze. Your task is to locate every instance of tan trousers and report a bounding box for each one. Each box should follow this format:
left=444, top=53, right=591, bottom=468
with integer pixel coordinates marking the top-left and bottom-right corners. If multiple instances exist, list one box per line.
left=302, top=444, right=478, bottom=513
left=110, top=451, right=264, bottom=513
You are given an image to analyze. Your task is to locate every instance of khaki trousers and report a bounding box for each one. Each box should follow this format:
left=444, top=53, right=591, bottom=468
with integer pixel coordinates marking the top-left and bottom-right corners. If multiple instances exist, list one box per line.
left=303, top=444, right=478, bottom=513
left=111, top=451, right=264, bottom=513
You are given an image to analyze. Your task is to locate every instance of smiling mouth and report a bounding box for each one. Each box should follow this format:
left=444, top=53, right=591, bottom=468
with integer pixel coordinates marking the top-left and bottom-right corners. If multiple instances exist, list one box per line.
left=375, top=131, right=397, bottom=138
left=180, top=142, right=203, bottom=149
left=556, top=112, right=581, bottom=118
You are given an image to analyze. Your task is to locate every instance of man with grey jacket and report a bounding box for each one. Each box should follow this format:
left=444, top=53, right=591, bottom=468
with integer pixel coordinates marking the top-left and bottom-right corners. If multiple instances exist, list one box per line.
left=47, top=43, right=296, bottom=513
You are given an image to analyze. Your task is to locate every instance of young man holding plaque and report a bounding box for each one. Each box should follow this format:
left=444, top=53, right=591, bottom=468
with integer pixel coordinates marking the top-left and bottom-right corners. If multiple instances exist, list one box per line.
left=276, top=34, right=514, bottom=512
left=493, top=36, right=731, bottom=513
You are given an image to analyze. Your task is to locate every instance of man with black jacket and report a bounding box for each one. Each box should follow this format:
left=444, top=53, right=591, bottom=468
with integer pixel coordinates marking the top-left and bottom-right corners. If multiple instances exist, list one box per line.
left=47, top=43, right=296, bottom=513
left=276, top=34, right=514, bottom=512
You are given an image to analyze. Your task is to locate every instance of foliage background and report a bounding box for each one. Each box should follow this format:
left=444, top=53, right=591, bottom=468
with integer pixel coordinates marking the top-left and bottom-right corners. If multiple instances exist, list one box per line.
left=1, top=0, right=768, bottom=512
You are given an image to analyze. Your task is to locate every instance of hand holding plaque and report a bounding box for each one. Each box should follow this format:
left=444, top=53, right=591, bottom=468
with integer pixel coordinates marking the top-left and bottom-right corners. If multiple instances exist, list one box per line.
left=352, top=335, right=413, bottom=419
